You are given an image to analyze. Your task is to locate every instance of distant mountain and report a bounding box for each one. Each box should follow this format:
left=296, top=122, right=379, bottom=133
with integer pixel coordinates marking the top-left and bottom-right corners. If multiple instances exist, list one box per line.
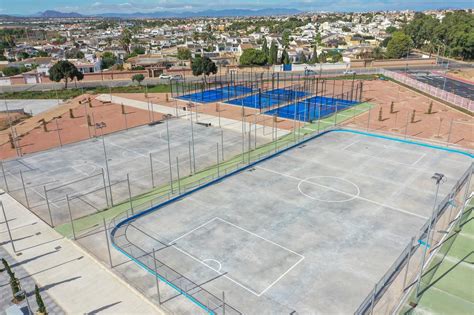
left=96, top=8, right=302, bottom=18
left=34, top=10, right=84, bottom=18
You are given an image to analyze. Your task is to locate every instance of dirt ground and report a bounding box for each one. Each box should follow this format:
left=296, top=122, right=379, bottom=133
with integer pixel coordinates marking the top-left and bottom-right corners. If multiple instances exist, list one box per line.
left=447, top=68, right=474, bottom=83
left=0, top=112, right=30, bottom=131
left=0, top=95, right=161, bottom=159
left=345, top=80, right=473, bottom=150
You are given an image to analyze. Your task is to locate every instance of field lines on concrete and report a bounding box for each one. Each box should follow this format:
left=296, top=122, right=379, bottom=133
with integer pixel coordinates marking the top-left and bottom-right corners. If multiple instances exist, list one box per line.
left=53, top=102, right=373, bottom=238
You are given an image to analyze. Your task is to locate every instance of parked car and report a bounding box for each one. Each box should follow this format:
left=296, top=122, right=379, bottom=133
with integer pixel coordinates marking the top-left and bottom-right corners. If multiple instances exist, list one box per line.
left=343, top=70, right=356, bottom=75
left=159, top=74, right=172, bottom=79
left=304, top=69, right=317, bottom=75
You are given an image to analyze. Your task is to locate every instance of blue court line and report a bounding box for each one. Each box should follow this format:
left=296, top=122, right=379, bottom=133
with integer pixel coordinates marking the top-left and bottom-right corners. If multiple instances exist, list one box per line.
left=110, top=127, right=472, bottom=313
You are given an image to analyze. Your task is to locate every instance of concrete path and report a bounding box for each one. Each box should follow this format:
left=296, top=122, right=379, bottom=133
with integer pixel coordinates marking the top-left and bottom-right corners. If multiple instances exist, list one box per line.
left=0, top=245, right=64, bottom=314
left=1, top=100, right=63, bottom=116
left=96, top=94, right=290, bottom=139
left=0, top=191, right=163, bottom=315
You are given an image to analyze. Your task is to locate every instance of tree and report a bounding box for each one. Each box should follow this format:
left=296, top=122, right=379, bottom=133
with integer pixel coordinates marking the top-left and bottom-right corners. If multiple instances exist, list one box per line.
left=120, top=28, right=132, bottom=54
left=269, top=41, right=278, bottom=65
left=2, top=259, right=23, bottom=302
left=372, top=46, right=384, bottom=59
left=101, top=52, right=117, bottom=69
left=319, top=52, right=328, bottom=63
left=36, top=50, right=49, bottom=57
left=281, top=49, right=290, bottom=65
left=35, top=285, right=47, bottom=314
left=65, top=49, right=84, bottom=59
left=309, top=46, right=319, bottom=64
left=132, top=74, right=145, bottom=85
left=386, top=31, right=413, bottom=59
left=385, top=26, right=398, bottom=34
left=298, top=52, right=307, bottom=63
left=48, top=60, right=84, bottom=89
left=177, top=48, right=192, bottom=60
left=239, top=48, right=267, bottom=66
left=261, top=37, right=269, bottom=58
left=2, top=66, right=20, bottom=77
left=282, top=30, right=291, bottom=48
left=191, top=56, right=217, bottom=79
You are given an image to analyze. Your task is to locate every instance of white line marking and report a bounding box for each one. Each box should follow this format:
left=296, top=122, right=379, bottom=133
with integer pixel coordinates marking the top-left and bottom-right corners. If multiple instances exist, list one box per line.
left=168, top=217, right=218, bottom=244
left=202, top=258, right=222, bottom=272
left=411, top=153, right=426, bottom=166
left=257, top=166, right=428, bottom=220
left=297, top=176, right=361, bottom=203
left=170, top=216, right=305, bottom=297
left=215, top=217, right=304, bottom=258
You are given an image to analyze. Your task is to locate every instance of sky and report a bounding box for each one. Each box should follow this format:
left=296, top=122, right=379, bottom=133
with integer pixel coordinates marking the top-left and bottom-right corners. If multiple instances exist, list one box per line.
left=1, top=0, right=473, bottom=15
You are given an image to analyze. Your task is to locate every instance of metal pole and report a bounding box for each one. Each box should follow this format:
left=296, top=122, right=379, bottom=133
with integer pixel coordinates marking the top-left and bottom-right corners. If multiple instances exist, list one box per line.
left=176, top=156, right=181, bottom=195
left=402, top=237, right=415, bottom=289
left=1, top=201, right=16, bottom=253
left=127, top=174, right=133, bottom=214
left=188, top=141, right=192, bottom=175
left=19, top=170, right=30, bottom=209
left=1, top=161, right=9, bottom=192
left=446, top=119, right=453, bottom=147
left=149, top=153, right=155, bottom=188
left=103, top=218, right=113, bottom=268
left=43, top=186, right=53, bottom=227
left=66, top=194, right=76, bottom=240
left=152, top=248, right=161, bottom=304
left=221, top=129, right=224, bottom=161
left=189, top=105, right=196, bottom=173
left=222, top=291, right=226, bottom=315
left=217, top=143, right=220, bottom=177
left=369, top=284, right=376, bottom=315
left=55, top=118, right=63, bottom=147
left=415, top=177, right=443, bottom=297
left=166, top=119, right=174, bottom=193
left=101, top=168, right=110, bottom=208
left=100, top=127, right=113, bottom=206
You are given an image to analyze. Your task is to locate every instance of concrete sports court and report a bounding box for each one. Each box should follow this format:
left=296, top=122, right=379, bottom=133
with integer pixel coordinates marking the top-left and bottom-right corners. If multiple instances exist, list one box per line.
left=118, top=129, right=472, bottom=314
left=0, top=118, right=270, bottom=227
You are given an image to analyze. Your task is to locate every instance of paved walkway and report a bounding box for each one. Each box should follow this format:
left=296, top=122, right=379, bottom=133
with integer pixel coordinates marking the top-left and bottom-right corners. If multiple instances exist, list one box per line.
left=97, top=94, right=290, bottom=139
left=0, top=191, right=163, bottom=314
left=0, top=245, right=64, bottom=314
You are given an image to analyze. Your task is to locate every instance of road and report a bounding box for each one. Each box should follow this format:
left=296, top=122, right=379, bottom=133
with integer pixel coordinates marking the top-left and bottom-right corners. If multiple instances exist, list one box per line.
left=403, top=70, right=474, bottom=101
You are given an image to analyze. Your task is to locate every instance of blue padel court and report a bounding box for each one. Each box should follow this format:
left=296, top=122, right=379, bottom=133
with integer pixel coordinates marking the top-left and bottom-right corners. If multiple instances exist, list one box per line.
left=178, top=85, right=254, bottom=103
left=265, top=96, right=358, bottom=121
left=226, top=88, right=308, bottom=109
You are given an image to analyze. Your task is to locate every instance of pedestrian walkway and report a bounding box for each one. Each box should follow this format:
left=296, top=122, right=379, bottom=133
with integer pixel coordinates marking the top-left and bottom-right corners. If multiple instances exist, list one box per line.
left=0, top=191, right=163, bottom=314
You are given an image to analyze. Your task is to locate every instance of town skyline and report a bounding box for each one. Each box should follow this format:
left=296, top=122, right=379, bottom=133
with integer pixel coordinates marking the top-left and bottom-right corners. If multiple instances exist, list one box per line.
left=2, top=0, right=473, bottom=16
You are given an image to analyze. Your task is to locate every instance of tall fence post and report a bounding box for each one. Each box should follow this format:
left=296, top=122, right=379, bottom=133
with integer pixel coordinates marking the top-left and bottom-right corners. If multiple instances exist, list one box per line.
left=19, top=170, right=30, bottom=209
left=43, top=186, right=54, bottom=227
left=152, top=248, right=161, bottom=304
left=176, top=156, right=181, bottom=195
left=166, top=119, right=174, bottom=194
left=217, top=143, right=220, bottom=177
left=101, top=168, right=110, bottom=208
left=127, top=174, right=133, bottom=214
left=149, top=153, right=155, bottom=188
left=1, top=161, right=9, bottom=192
left=103, top=218, right=113, bottom=268
left=66, top=194, right=76, bottom=240
left=402, top=237, right=415, bottom=290
left=1, top=201, right=16, bottom=253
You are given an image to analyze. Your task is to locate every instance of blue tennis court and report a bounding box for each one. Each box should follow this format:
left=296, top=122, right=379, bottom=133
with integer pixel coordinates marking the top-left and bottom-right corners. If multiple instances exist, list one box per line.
left=178, top=85, right=254, bottom=103
left=266, top=96, right=358, bottom=121
left=225, top=88, right=308, bottom=109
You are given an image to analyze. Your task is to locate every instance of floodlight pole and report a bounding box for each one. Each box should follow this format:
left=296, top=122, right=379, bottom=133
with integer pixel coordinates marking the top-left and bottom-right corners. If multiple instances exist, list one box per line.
left=66, top=194, right=76, bottom=240
left=1, top=161, right=9, bottom=192
left=415, top=173, right=445, bottom=297
left=189, top=103, right=196, bottom=173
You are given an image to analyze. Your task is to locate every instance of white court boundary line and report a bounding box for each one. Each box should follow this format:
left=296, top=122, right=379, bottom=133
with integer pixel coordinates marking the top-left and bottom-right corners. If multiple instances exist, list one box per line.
left=257, top=166, right=428, bottom=220
left=168, top=217, right=305, bottom=297
left=297, top=176, right=361, bottom=203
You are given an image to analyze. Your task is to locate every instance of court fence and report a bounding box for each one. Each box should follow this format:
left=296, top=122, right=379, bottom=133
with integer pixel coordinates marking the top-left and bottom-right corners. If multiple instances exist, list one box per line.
left=354, top=163, right=473, bottom=315
left=381, top=69, right=474, bottom=113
